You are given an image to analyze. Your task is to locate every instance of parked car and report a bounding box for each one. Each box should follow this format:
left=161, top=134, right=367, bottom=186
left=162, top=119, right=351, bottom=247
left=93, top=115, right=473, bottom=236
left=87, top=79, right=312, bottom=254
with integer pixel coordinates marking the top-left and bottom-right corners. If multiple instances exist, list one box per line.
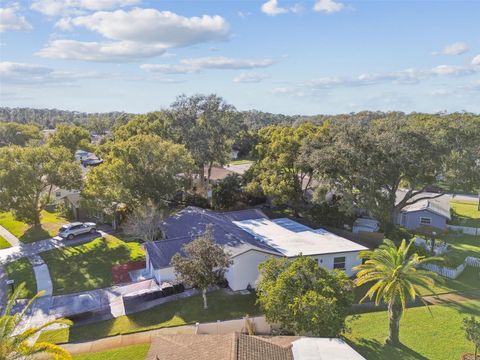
left=58, top=222, right=97, bottom=240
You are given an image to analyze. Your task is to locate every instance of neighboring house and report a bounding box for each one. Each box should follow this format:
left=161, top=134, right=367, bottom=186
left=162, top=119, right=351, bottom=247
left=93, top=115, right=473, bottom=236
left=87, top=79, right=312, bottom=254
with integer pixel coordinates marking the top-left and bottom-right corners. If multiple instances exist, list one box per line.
left=352, top=218, right=380, bottom=234
left=144, top=207, right=367, bottom=291
left=74, top=149, right=103, bottom=166
left=204, top=166, right=236, bottom=183
left=395, top=190, right=450, bottom=231
left=146, top=333, right=366, bottom=360
left=230, top=148, right=240, bottom=160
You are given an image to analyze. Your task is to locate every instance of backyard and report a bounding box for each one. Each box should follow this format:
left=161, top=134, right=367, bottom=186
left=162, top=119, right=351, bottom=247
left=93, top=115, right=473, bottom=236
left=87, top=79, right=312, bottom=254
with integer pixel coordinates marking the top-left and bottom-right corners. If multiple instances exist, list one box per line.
left=39, top=290, right=260, bottom=344
left=345, top=300, right=480, bottom=360
left=73, top=344, right=149, bottom=360
left=0, top=210, right=68, bottom=243
left=450, top=200, right=480, bottom=228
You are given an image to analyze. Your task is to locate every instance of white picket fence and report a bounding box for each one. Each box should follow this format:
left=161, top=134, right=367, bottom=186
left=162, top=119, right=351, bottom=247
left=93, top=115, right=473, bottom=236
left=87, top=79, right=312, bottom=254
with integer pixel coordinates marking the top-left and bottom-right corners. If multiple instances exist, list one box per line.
left=447, top=225, right=480, bottom=236
left=465, top=256, right=480, bottom=268
left=422, top=263, right=466, bottom=279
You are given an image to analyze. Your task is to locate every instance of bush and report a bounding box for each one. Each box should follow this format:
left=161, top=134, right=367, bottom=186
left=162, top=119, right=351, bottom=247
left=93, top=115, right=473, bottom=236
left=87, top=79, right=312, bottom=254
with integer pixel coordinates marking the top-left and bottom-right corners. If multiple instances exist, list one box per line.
left=386, top=226, right=414, bottom=242
left=184, top=194, right=210, bottom=209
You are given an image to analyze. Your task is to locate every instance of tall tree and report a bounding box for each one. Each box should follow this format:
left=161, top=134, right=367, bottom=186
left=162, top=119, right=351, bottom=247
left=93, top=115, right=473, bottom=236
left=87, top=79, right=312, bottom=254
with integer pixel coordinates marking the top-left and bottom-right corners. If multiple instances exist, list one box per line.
left=171, top=225, right=232, bottom=310
left=256, top=256, right=353, bottom=337
left=303, top=118, right=451, bottom=229
left=48, top=124, right=92, bottom=154
left=0, top=145, right=82, bottom=225
left=212, top=174, right=243, bottom=210
left=0, top=122, right=42, bottom=147
left=83, top=134, right=193, bottom=212
left=354, top=239, right=440, bottom=346
left=1, top=283, right=73, bottom=360
left=168, top=94, right=239, bottom=191
left=247, top=122, right=326, bottom=210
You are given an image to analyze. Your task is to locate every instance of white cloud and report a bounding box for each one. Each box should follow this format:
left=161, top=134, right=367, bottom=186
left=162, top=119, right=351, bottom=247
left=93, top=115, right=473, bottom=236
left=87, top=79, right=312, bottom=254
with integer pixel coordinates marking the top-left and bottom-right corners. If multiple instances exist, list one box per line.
left=433, top=42, right=469, bottom=56
left=139, top=64, right=194, bottom=74
left=261, top=0, right=288, bottom=16
left=313, top=0, right=345, bottom=13
left=37, top=8, right=230, bottom=62
left=0, top=7, right=33, bottom=32
left=180, top=56, right=274, bottom=69
left=141, top=57, right=275, bottom=74
left=36, top=40, right=167, bottom=62
left=31, top=0, right=139, bottom=16
left=431, top=64, right=475, bottom=76
left=472, top=54, right=480, bottom=66
left=233, top=72, right=269, bottom=83
left=0, top=61, right=97, bottom=84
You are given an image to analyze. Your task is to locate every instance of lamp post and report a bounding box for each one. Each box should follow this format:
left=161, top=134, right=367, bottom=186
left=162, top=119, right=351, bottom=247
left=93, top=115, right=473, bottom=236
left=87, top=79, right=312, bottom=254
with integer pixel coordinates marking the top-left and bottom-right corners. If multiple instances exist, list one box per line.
left=431, top=231, right=437, bottom=254
left=6, top=279, right=14, bottom=294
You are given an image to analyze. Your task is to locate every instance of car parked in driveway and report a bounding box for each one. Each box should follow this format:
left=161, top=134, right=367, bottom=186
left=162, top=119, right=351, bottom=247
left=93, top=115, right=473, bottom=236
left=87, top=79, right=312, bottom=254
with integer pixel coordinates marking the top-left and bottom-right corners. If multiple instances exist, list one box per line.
left=58, top=222, right=97, bottom=240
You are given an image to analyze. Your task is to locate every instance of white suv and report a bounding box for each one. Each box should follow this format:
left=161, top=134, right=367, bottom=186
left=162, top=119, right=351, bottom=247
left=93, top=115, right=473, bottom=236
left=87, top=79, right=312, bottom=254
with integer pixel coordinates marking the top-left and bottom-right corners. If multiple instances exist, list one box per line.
left=58, top=222, right=97, bottom=240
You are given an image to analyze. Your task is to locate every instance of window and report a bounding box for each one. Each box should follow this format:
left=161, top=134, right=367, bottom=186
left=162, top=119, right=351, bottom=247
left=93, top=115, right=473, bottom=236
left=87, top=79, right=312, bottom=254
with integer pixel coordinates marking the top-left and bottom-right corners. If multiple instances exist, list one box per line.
left=55, top=191, right=61, bottom=198
left=420, top=217, right=431, bottom=225
left=333, top=257, right=346, bottom=270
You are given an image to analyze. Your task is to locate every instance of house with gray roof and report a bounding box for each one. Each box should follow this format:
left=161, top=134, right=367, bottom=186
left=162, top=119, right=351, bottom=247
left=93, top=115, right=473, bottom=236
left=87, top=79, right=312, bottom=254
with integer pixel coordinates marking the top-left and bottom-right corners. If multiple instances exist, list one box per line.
left=144, top=207, right=367, bottom=291
left=395, top=190, right=451, bottom=231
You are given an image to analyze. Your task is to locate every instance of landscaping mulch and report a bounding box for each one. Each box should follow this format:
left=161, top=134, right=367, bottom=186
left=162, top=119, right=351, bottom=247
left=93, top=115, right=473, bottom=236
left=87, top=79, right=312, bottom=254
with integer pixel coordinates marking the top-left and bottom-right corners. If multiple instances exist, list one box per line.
left=462, top=353, right=480, bottom=360
left=111, top=260, right=146, bottom=284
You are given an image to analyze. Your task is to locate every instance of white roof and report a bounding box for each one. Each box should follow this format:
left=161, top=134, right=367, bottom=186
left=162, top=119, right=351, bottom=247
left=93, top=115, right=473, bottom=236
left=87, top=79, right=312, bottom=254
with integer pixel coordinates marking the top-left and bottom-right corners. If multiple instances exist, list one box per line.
left=292, top=338, right=366, bottom=360
left=233, top=218, right=367, bottom=257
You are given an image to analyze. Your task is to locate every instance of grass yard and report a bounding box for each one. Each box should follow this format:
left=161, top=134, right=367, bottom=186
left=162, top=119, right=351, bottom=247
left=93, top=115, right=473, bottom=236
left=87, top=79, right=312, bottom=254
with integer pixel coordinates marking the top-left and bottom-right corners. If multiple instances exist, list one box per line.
left=0, top=210, right=68, bottom=243
left=42, top=234, right=145, bottom=295
left=39, top=290, right=260, bottom=344
left=4, top=258, right=37, bottom=298
left=72, top=344, right=150, bottom=360
left=228, top=159, right=253, bottom=165
left=450, top=200, right=480, bottom=228
left=0, top=235, right=12, bottom=249
left=345, top=300, right=480, bottom=360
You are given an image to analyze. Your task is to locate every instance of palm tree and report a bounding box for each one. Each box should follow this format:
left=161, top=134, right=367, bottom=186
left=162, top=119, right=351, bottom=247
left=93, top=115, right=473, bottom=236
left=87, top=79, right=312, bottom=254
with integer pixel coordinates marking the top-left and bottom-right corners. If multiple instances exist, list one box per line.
left=0, top=283, right=73, bottom=360
left=354, top=239, right=440, bottom=346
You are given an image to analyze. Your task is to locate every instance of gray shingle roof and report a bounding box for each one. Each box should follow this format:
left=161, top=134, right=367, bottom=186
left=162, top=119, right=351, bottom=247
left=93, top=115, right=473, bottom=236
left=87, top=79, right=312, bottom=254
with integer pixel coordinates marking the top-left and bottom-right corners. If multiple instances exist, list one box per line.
left=147, top=207, right=281, bottom=269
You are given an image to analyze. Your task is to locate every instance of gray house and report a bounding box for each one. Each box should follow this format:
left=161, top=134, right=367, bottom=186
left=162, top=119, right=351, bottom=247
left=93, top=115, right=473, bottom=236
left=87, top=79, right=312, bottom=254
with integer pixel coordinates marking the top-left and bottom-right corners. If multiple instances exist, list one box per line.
left=395, top=191, right=450, bottom=231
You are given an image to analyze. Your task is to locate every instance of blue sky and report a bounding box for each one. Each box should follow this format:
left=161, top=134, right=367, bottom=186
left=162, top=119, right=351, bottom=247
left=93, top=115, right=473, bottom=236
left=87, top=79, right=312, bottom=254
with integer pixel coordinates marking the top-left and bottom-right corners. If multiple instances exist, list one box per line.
left=1, top=0, right=479, bottom=114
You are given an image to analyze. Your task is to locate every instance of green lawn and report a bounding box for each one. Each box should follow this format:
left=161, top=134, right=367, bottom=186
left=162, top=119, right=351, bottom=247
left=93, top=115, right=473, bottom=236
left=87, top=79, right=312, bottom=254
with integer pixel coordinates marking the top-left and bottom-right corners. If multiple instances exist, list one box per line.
left=345, top=300, right=480, bottom=360
left=450, top=200, right=480, bottom=228
left=0, top=210, right=68, bottom=243
left=4, top=258, right=37, bottom=298
left=228, top=159, right=254, bottom=165
left=0, top=235, right=12, bottom=249
left=42, top=234, right=145, bottom=295
left=72, top=344, right=149, bottom=360
left=39, top=290, right=260, bottom=344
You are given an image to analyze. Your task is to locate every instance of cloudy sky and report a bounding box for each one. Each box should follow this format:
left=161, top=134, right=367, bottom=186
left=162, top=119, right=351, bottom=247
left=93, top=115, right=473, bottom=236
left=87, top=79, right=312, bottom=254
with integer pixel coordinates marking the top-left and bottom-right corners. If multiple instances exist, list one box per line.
left=1, top=0, right=479, bottom=114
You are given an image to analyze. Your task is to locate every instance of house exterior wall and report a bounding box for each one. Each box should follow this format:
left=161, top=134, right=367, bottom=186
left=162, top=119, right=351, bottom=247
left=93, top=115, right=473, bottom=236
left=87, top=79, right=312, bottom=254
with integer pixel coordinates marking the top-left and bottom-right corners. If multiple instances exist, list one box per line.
left=225, top=250, right=279, bottom=291
left=396, top=210, right=447, bottom=230
left=310, top=252, right=363, bottom=277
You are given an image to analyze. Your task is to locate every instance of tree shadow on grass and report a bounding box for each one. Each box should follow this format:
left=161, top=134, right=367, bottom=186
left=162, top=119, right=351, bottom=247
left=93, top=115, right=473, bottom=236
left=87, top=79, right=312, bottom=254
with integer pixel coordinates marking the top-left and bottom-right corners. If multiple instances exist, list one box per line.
left=346, top=338, right=429, bottom=360
left=19, top=225, right=50, bottom=243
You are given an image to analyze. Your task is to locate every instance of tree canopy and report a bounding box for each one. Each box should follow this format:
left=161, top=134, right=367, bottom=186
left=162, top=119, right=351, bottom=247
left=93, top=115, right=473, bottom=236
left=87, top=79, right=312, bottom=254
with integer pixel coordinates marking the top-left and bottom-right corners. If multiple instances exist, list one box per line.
left=256, top=256, right=353, bottom=337
left=83, top=134, right=193, bottom=212
left=171, top=224, right=232, bottom=309
left=0, top=145, right=82, bottom=225
left=0, top=122, right=42, bottom=147
left=48, top=124, right=92, bottom=154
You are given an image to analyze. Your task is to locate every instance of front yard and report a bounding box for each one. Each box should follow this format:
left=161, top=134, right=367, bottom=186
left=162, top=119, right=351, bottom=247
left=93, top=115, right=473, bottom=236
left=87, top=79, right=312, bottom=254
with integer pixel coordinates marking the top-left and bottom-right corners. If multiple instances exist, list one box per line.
left=42, top=234, right=145, bottom=295
left=39, top=290, right=260, bottom=344
left=345, top=300, right=480, bottom=360
left=73, top=344, right=149, bottom=360
left=4, top=258, right=37, bottom=298
left=0, top=210, right=68, bottom=243
left=450, top=200, right=480, bottom=228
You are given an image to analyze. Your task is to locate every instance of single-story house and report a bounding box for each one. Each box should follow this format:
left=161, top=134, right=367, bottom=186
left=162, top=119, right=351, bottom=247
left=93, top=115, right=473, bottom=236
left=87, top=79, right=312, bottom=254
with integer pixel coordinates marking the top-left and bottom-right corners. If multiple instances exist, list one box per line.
left=146, top=333, right=366, bottom=360
left=144, top=207, right=367, bottom=291
left=395, top=190, right=450, bottom=231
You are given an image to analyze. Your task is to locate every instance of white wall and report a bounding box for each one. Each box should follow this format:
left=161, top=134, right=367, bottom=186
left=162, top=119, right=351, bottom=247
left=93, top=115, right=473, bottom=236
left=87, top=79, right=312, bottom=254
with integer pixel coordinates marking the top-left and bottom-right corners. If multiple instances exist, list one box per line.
left=225, top=250, right=279, bottom=291
left=312, top=252, right=362, bottom=277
